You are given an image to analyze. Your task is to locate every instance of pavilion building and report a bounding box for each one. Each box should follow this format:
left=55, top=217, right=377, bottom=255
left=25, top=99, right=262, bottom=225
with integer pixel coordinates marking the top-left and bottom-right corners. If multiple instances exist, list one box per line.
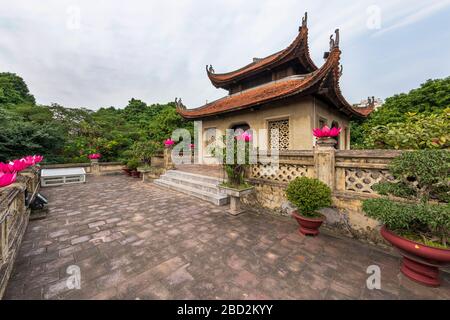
left=176, top=13, right=374, bottom=162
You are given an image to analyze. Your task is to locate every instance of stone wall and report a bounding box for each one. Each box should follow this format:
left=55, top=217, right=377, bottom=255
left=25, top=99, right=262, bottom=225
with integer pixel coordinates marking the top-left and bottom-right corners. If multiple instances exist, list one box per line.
left=0, top=170, right=40, bottom=298
left=42, top=161, right=123, bottom=175
left=243, top=144, right=403, bottom=245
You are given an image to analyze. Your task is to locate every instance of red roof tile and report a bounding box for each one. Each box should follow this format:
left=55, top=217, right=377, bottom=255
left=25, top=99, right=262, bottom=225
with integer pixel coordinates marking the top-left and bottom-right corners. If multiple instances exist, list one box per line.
left=207, top=20, right=317, bottom=88
left=178, top=49, right=373, bottom=119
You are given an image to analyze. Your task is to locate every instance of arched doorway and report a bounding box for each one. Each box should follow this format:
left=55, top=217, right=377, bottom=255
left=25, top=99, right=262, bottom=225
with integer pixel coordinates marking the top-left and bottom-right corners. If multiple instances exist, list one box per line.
left=230, top=123, right=250, bottom=132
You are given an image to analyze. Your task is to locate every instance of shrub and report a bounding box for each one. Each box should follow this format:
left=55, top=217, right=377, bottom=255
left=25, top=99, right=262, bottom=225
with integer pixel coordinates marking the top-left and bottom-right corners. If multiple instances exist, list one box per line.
left=286, top=177, right=332, bottom=217
left=126, top=159, right=140, bottom=170
left=362, top=150, right=450, bottom=247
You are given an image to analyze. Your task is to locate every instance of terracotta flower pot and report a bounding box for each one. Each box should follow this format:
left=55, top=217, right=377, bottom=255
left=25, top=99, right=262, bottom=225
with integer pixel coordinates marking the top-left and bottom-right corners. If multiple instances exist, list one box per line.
left=292, top=211, right=325, bottom=236
left=380, top=226, right=450, bottom=287
left=122, top=168, right=132, bottom=176
left=131, top=170, right=141, bottom=178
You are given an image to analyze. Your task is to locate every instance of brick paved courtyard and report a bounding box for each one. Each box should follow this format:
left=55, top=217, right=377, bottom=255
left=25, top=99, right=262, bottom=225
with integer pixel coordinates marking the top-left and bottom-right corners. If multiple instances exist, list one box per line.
left=4, top=175, right=450, bottom=299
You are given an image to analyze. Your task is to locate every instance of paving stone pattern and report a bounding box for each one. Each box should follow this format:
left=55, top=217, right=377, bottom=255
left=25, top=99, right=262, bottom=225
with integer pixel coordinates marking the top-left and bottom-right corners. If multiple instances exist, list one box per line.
left=5, top=175, right=449, bottom=299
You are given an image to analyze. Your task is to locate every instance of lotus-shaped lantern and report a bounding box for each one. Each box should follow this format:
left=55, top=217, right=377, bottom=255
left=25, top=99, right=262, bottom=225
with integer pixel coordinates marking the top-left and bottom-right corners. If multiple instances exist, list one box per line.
left=10, top=159, right=29, bottom=172
left=0, top=172, right=17, bottom=188
left=236, top=132, right=252, bottom=142
left=88, top=153, right=102, bottom=160
left=164, top=139, right=175, bottom=147
left=0, top=162, right=15, bottom=174
left=312, top=126, right=341, bottom=138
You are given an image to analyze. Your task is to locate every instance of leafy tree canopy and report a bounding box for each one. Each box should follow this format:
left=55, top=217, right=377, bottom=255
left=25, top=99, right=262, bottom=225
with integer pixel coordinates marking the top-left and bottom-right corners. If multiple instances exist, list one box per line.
left=352, top=77, right=450, bottom=149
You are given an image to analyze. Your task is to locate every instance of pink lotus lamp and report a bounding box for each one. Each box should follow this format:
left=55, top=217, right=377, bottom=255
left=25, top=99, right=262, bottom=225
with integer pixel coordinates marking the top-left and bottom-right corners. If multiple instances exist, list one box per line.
left=88, top=153, right=101, bottom=160
left=164, top=139, right=175, bottom=148
left=0, top=172, right=17, bottom=188
left=313, top=126, right=341, bottom=138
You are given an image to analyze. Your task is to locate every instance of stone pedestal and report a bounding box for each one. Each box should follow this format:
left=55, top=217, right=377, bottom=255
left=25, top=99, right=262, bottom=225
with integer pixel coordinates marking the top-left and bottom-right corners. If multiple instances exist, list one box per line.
left=219, top=186, right=254, bottom=216
left=90, top=159, right=100, bottom=176
left=314, top=137, right=337, bottom=190
left=164, top=148, right=175, bottom=170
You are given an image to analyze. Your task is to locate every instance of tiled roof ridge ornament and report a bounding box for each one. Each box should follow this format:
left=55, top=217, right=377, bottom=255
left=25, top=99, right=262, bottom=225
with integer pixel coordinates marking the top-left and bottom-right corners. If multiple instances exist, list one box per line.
left=206, top=64, right=215, bottom=74
left=174, top=97, right=186, bottom=110
left=339, top=65, right=343, bottom=77
left=329, top=29, right=340, bottom=50
left=300, top=12, right=308, bottom=31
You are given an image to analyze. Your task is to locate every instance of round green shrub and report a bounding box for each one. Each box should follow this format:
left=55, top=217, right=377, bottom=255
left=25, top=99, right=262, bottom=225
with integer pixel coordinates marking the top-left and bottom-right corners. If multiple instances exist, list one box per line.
left=286, top=177, right=332, bottom=217
left=126, top=159, right=140, bottom=170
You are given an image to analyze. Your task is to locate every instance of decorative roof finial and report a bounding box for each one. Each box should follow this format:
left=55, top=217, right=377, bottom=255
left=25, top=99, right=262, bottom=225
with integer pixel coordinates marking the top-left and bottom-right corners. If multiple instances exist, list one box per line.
left=335, top=29, right=340, bottom=47
left=300, top=12, right=308, bottom=30
left=339, top=65, right=343, bottom=77
left=175, top=97, right=186, bottom=110
left=206, top=64, right=215, bottom=74
left=329, top=29, right=340, bottom=50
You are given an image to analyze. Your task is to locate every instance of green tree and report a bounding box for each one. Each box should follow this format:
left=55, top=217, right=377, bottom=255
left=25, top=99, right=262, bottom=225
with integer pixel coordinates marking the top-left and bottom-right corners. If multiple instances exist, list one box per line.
left=351, top=77, right=450, bottom=149
left=0, top=72, right=36, bottom=105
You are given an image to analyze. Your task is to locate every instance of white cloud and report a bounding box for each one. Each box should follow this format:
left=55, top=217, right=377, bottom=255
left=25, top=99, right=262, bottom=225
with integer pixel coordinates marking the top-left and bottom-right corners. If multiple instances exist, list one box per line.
left=0, top=0, right=448, bottom=109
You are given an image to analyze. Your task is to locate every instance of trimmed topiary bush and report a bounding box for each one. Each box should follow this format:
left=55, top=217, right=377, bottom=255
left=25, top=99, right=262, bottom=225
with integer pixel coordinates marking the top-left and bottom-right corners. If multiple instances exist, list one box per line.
left=363, top=150, right=450, bottom=248
left=286, top=177, right=332, bottom=217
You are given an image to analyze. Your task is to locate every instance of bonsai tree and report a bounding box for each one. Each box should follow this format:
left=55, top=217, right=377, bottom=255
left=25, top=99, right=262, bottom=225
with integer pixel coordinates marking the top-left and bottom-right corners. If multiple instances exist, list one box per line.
left=286, top=177, right=332, bottom=218
left=362, top=150, right=449, bottom=248
left=126, top=159, right=140, bottom=171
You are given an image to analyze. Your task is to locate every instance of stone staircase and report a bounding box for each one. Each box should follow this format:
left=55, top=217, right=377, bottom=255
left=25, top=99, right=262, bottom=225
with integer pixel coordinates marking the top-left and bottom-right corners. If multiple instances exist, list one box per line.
left=153, top=170, right=229, bottom=206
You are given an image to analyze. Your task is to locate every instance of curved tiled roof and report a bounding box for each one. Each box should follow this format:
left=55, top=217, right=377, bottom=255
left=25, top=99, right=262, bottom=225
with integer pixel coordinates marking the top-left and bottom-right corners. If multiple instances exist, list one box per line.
left=178, top=48, right=372, bottom=119
left=206, top=17, right=317, bottom=88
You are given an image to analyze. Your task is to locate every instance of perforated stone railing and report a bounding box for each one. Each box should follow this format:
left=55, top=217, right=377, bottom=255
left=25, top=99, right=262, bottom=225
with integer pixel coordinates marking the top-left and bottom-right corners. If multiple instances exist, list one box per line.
left=250, top=149, right=402, bottom=196
left=335, top=150, right=401, bottom=195
left=250, top=150, right=315, bottom=184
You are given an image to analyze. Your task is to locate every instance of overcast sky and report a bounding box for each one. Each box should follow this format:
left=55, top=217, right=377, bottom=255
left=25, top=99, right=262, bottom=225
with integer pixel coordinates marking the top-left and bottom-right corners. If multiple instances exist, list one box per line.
left=1, top=0, right=450, bottom=110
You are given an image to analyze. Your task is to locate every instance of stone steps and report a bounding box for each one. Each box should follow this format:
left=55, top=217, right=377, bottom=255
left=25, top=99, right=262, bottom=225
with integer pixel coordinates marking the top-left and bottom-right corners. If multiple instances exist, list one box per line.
left=153, top=170, right=229, bottom=206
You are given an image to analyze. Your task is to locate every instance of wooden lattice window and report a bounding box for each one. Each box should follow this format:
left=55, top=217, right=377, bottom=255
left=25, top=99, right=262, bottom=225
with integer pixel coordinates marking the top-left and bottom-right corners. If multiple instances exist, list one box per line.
left=268, top=119, right=289, bottom=150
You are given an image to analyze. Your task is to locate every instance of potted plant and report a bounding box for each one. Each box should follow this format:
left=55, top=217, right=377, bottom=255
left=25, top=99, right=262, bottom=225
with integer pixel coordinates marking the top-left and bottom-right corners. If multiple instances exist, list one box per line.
left=286, top=177, right=332, bottom=236
left=362, top=150, right=450, bottom=287
left=215, top=131, right=254, bottom=215
left=126, top=159, right=140, bottom=178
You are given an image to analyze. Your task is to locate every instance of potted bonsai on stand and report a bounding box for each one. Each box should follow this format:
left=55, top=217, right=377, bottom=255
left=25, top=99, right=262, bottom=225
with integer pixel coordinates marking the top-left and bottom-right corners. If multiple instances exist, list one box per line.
left=126, top=159, right=140, bottom=178
left=286, top=177, right=332, bottom=236
left=362, top=150, right=450, bottom=287
left=216, top=131, right=254, bottom=216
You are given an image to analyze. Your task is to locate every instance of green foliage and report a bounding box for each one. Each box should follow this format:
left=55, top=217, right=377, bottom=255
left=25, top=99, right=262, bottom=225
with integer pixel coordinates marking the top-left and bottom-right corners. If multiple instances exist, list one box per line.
left=126, top=159, right=140, bottom=170
left=0, top=72, right=36, bottom=105
left=0, top=72, right=191, bottom=164
left=286, top=177, right=332, bottom=217
left=352, top=77, right=450, bottom=149
left=363, top=110, right=450, bottom=150
left=362, top=198, right=418, bottom=231
left=213, top=134, right=252, bottom=187
left=362, top=150, right=450, bottom=247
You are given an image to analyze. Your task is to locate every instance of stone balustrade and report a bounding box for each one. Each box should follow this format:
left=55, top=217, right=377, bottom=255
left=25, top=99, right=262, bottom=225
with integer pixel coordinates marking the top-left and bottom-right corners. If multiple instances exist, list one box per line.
left=0, top=170, right=40, bottom=298
left=246, top=142, right=404, bottom=243
left=42, top=161, right=124, bottom=176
